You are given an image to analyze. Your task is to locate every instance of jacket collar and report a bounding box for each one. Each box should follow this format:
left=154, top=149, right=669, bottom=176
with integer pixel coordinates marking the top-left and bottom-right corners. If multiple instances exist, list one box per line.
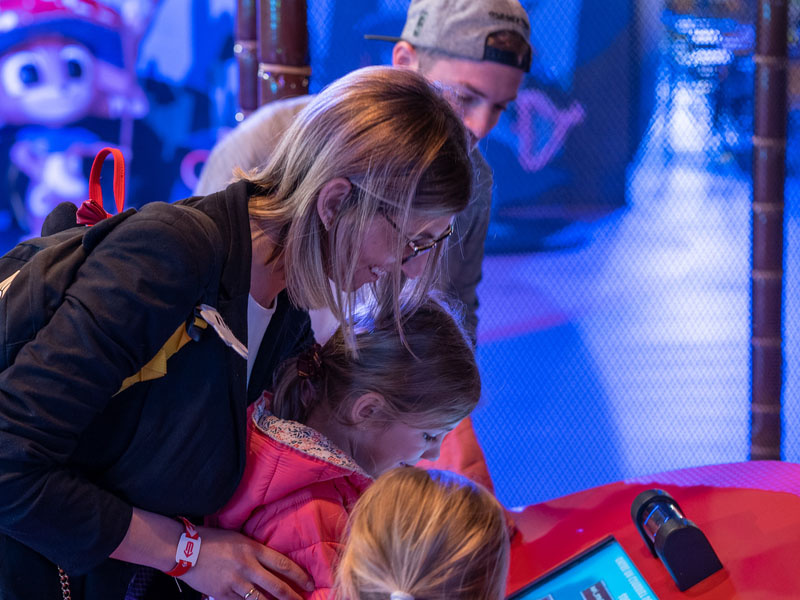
left=253, top=397, right=371, bottom=478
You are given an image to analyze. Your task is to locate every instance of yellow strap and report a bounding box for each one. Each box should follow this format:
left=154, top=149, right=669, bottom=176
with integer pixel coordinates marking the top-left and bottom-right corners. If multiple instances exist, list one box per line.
left=115, top=317, right=207, bottom=395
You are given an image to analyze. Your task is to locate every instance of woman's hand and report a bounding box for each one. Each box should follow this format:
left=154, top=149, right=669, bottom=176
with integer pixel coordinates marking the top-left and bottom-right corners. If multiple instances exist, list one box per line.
left=181, top=526, right=313, bottom=600
left=111, top=508, right=313, bottom=599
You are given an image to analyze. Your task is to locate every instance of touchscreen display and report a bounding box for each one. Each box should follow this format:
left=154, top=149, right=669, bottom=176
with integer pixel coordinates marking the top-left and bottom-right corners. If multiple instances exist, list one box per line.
left=507, top=536, right=659, bottom=600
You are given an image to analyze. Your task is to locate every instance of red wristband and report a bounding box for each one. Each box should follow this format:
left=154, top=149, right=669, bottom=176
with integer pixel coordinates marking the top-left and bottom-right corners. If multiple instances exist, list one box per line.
left=164, top=517, right=202, bottom=577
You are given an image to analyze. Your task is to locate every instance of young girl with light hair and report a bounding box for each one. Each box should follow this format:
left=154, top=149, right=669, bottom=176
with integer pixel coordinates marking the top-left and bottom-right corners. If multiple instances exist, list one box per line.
left=211, top=296, right=481, bottom=598
left=335, top=467, right=509, bottom=600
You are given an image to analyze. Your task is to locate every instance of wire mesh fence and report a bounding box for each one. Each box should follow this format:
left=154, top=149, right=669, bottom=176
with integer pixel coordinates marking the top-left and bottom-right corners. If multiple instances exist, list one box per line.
left=2, top=0, right=792, bottom=508
left=305, top=0, right=799, bottom=506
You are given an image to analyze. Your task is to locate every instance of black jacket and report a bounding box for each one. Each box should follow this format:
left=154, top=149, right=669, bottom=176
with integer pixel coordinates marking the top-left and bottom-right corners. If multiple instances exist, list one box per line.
left=0, top=181, right=312, bottom=598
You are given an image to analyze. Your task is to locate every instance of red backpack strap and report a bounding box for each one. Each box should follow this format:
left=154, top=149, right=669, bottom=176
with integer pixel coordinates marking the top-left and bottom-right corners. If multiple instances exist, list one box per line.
left=76, top=147, right=126, bottom=226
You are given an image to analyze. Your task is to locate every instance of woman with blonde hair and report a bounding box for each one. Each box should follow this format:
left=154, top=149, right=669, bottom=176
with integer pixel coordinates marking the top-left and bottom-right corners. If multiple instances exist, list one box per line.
left=0, top=65, right=472, bottom=600
left=335, top=467, right=510, bottom=600
left=242, top=65, right=472, bottom=347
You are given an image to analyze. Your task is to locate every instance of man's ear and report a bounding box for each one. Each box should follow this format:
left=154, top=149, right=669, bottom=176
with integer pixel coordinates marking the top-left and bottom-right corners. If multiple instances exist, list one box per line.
left=316, top=177, right=353, bottom=230
left=392, top=41, right=420, bottom=71
left=349, top=392, right=387, bottom=426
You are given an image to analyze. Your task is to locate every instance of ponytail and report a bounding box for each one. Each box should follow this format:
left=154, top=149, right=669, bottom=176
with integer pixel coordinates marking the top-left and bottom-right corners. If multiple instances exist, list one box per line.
left=271, top=343, right=326, bottom=422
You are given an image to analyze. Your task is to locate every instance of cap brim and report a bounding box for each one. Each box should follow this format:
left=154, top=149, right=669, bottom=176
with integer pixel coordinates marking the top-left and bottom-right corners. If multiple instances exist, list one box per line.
left=363, top=34, right=403, bottom=43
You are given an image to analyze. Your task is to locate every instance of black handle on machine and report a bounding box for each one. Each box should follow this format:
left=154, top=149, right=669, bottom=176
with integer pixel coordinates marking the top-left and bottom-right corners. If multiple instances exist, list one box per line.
left=631, top=489, right=723, bottom=591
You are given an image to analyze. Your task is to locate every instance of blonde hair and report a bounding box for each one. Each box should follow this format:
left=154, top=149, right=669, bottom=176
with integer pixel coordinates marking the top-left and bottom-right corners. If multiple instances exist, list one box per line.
left=271, top=294, right=479, bottom=432
left=241, top=66, right=473, bottom=346
left=334, top=467, right=510, bottom=600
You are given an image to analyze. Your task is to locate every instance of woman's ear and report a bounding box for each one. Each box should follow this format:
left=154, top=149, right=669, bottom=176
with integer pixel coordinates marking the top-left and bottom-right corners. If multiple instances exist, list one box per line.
left=316, top=177, right=353, bottom=230
left=392, top=41, right=420, bottom=71
left=349, top=392, right=387, bottom=427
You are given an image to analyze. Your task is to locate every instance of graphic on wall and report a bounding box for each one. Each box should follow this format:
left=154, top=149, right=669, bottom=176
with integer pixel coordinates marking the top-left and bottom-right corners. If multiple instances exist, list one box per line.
left=0, top=0, right=148, bottom=237
left=481, top=0, right=635, bottom=253
left=0, top=0, right=237, bottom=246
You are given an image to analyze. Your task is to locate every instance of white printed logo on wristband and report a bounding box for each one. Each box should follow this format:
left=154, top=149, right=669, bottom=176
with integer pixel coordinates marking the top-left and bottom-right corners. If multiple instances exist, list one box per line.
left=176, top=530, right=201, bottom=565
left=165, top=517, right=202, bottom=577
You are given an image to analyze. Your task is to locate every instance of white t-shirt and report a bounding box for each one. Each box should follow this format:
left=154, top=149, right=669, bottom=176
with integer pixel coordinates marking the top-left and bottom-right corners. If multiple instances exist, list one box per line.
left=308, top=279, right=343, bottom=345
left=247, top=294, right=276, bottom=384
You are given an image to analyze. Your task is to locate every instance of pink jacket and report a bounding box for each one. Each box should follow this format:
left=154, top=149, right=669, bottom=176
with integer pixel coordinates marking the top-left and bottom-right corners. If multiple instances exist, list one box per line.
left=210, top=400, right=372, bottom=599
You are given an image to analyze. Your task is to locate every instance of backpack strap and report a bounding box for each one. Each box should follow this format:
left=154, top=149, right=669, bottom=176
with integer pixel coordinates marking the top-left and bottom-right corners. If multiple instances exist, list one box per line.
left=115, top=205, right=224, bottom=395
left=1, top=148, right=225, bottom=393
left=74, top=149, right=216, bottom=394
left=115, top=316, right=208, bottom=396
left=76, top=147, right=126, bottom=226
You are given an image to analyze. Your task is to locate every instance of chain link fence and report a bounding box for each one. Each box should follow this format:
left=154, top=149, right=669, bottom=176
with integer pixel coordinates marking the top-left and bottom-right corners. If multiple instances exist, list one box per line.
left=0, top=0, right=794, bottom=508
left=303, top=0, right=799, bottom=506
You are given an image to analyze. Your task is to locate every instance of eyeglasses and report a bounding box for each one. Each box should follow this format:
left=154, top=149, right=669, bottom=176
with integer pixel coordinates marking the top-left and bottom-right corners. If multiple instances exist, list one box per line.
left=383, top=212, right=454, bottom=264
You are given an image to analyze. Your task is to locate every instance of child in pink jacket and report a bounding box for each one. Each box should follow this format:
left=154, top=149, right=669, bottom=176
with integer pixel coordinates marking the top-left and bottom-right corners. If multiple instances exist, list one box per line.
left=211, top=297, right=481, bottom=598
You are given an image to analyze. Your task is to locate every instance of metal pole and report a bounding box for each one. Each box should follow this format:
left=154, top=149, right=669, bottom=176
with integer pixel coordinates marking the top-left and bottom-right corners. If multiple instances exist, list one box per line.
left=235, top=0, right=259, bottom=118
left=750, top=0, right=788, bottom=460
left=257, top=0, right=311, bottom=106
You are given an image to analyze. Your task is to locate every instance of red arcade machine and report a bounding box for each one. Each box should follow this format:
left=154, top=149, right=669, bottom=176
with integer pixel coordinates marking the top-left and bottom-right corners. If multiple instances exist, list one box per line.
left=506, top=461, right=800, bottom=600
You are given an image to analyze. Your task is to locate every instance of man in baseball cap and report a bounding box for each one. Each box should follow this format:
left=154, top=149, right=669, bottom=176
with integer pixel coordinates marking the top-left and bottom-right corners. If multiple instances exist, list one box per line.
left=366, top=0, right=531, bottom=147
left=196, top=0, right=532, bottom=494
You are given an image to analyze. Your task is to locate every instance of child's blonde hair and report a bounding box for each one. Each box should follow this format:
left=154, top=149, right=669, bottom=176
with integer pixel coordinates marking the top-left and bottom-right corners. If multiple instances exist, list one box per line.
left=242, top=66, right=473, bottom=347
left=334, top=467, right=510, bottom=600
left=270, top=294, right=479, bottom=431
